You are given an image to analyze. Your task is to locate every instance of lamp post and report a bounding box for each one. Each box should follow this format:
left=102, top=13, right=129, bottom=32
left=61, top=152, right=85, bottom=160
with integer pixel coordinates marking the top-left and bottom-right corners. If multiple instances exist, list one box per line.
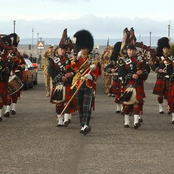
left=37, top=33, right=39, bottom=54
left=32, top=28, right=34, bottom=49
left=149, top=32, right=152, bottom=48
left=13, top=20, right=16, bottom=33
left=139, top=34, right=141, bottom=42
left=168, top=24, right=171, bottom=41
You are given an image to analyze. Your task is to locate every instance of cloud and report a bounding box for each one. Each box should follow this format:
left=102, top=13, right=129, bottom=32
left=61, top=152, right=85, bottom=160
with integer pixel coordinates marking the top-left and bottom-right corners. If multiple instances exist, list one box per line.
left=0, top=14, right=173, bottom=42
left=45, top=0, right=90, bottom=2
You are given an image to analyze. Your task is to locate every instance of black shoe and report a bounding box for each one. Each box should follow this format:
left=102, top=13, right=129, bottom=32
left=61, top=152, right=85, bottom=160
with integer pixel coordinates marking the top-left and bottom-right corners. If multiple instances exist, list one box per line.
left=134, top=123, right=141, bottom=129
left=116, top=110, right=121, bottom=114
left=124, top=124, right=129, bottom=128
left=168, top=111, right=171, bottom=114
left=159, top=111, right=164, bottom=114
left=57, top=124, right=63, bottom=127
left=171, top=120, right=174, bottom=124
left=0, top=117, right=2, bottom=122
left=63, top=121, right=70, bottom=127
left=11, top=110, right=16, bottom=115
left=138, top=118, right=143, bottom=123
left=83, top=126, right=91, bottom=135
left=4, top=112, right=10, bottom=117
left=80, top=127, right=84, bottom=134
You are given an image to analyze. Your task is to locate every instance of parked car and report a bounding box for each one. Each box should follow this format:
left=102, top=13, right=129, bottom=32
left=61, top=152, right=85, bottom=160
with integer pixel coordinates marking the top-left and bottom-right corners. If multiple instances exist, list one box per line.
left=22, top=58, right=38, bottom=90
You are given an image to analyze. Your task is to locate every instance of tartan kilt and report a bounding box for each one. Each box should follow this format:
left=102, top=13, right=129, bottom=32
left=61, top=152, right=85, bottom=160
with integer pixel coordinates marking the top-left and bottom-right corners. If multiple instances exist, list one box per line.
left=50, top=84, right=78, bottom=114
left=153, top=78, right=169, bottom=99
left=167, top=83, right=174, bottom=112
left=109, top=80, right=117, bottom=95
left=10, top=90, right=21, bottom=103
left=136, top=85, right=145, bottom=103
left=122, top=83, right=145, bottom=104
left=114, top=81, right=122, bottom=103
left=0, top=82, right=8, bottom=105
left=64, top=84, right=78, bottom=113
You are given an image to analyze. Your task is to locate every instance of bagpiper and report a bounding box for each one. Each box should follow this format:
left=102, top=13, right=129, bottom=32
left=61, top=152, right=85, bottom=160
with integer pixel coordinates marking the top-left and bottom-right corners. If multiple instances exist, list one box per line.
left=152, top=37, right=172, bottom=114
left=118, top=44, right=149, bottom=129
left=48, top=29, right=78, bottom=127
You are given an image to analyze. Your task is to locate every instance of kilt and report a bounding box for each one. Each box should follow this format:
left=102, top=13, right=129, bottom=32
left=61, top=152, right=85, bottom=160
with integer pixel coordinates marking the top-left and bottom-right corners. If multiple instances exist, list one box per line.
left=122, top=82, right=145, bottom=104
left=0, top=82, right=10, bottom=107
left=136, top=84, right=146, bottom=103
left=153, top=78, right=169, bottom=99
left=167, top=83, right=174, bottom=112
left=64, top=84, right=78, bottom=113
left=109, top=80, right=116, bottom=95
left=11, top=90, right=21, bottom=103
left=114, top=80, right=122, bottom=103
left=50, top=84, right=78, bottom=114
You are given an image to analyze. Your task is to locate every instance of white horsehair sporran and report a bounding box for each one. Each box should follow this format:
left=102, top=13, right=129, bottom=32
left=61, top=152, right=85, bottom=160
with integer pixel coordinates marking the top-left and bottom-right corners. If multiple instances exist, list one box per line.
left=119, top=85, right=137, bottom=105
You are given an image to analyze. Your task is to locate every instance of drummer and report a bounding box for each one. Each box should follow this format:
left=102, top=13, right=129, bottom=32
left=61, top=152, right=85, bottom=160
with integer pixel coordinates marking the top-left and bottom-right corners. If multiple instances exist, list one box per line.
left=0, top=33, right=20, bottom=121
left=3, top=49, right=25, bottom=117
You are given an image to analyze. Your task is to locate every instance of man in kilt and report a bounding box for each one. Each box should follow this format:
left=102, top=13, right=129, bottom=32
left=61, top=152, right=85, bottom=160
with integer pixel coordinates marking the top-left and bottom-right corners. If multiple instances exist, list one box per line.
left=118, top=44, right=149, bottom=129
left=5, top=49, right=25, bottom=116
left=48, top=41, right=78, bottom=127
left=167, top=58, right=174, bottom=124
left=152, top=37, right=172, bottom=114
left=0, top=33, right=20, bottom=121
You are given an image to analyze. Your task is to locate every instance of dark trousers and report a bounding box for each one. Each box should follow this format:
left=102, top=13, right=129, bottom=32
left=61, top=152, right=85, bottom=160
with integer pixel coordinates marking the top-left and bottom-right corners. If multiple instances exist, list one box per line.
left=76, top=84, right=93, bottom=126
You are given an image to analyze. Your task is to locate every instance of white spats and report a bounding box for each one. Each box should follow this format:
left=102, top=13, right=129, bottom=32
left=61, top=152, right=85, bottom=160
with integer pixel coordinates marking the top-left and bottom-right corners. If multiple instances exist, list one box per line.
left=159, top=104, right=164, bottom=113
left=64, top=113, right=69, bottom=123
left=5, top=105, right=10, bottom=113
left=172, top=113, right=174, bottom=122
left=0, top=109, right=2, bottom=118
left=12, top=103, right=16, bottom=111
left=116, top=103, right=121, bottom=113
left=134, top=114, right=139, bottom=125
left=57, top=114, right=64, bottom=126
left=124, top=114, right=130, bottom=126
left=0, top=109, right=2, bottom=121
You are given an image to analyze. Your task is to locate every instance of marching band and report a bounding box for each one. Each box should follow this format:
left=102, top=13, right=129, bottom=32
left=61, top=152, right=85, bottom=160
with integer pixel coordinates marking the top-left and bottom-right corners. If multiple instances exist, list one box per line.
left=1, top=27, right=174, bottom=135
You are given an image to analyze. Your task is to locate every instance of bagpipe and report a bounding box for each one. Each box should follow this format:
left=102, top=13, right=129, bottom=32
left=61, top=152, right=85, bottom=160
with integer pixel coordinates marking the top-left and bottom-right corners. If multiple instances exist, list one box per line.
left=120, top=28, right=137, bottom=57
left=134, top=42, right=157, bottom=65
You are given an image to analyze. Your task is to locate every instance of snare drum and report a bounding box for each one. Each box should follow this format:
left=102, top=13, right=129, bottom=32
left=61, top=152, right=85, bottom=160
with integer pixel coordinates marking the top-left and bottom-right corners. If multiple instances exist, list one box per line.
left=8, top=75, right=23, bottom=95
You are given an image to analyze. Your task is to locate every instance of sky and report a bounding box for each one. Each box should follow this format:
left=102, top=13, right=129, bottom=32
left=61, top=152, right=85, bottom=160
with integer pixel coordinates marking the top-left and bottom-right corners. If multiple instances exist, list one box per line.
left=0, top=0, right=173, bottom=44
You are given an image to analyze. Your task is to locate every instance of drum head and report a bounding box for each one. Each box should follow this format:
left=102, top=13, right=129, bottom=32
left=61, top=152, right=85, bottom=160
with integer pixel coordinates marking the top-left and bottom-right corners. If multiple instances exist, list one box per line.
left=9, top=75, right=17, bottom=82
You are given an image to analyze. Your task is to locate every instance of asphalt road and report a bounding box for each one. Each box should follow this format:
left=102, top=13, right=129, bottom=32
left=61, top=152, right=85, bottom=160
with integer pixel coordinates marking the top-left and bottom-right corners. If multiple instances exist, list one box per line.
left=0, top=71, right=174, bottom=174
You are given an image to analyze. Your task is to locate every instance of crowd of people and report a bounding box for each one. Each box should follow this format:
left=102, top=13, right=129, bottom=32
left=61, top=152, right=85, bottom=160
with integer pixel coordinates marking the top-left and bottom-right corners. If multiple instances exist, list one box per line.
left=1, top=27, right=174, bottom=135
left=43, top=29, right=101, bottom=135
left=100, top=28, right=174, bottom=129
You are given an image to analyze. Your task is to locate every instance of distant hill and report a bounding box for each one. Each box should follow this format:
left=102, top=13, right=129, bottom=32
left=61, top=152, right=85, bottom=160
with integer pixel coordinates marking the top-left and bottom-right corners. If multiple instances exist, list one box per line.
left=20, top=36, right=174, bottom=47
